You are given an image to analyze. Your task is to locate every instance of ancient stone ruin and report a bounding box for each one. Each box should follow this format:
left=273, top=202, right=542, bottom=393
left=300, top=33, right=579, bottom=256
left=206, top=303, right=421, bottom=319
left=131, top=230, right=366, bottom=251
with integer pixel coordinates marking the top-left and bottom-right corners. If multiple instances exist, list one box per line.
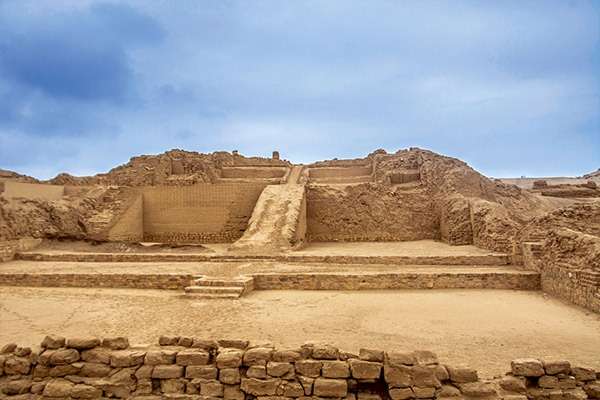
left=0, top=147, right=599, bottom=399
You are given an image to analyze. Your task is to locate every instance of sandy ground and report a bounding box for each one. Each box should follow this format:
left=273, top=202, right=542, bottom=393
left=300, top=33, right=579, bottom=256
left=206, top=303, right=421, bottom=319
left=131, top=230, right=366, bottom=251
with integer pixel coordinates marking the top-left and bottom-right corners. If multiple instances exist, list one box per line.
left=1, top=287, right=598, bottom=378
left=0, top=260, right=525, bottom=277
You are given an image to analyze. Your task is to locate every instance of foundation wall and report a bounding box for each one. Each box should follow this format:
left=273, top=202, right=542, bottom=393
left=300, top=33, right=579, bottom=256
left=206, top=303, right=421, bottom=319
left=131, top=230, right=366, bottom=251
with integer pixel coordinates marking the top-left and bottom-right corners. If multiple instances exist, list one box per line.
left=0, top=181, right=64, bottom=200
left=306, top=185, right=439, bottom=242
left=141, top=184, right=266, bottom=243
left=0, top=336, right=598, bottom=400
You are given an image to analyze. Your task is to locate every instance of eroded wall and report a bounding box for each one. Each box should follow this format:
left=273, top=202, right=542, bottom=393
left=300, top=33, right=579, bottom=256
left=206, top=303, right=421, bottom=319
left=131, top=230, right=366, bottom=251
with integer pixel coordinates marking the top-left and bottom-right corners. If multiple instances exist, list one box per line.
left=306, top=185, right=439, bottom=242
left=142, top=184, right=266, bottom=243
left=107, top=195, right=144, bottom=242
left=0, top=181, right=64, bottom=201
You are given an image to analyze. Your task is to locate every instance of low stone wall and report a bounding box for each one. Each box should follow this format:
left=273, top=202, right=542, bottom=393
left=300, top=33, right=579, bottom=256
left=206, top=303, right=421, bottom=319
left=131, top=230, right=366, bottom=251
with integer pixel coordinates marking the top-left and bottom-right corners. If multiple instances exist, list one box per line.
left=1, top=336, right=598, bottom=400
left=0, top=239, right=42, bottom=262
left=252, top=271, right=540, bottom=291
left=0, top=273, right=193, bottom=290
left=541, top=265, right=600, bottom=313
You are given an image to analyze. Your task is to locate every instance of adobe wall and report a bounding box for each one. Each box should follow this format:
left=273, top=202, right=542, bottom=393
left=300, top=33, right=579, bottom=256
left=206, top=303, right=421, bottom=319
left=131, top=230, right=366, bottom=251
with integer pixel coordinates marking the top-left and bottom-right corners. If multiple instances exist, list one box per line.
left=1, top=335, right=599, bottom=399
left=308, top=166, right=372, bottom=179
left=142, top=184, right=266, bottom=243
left=306, top=185, right=439, bottom=242
left=221, top=167, right=288, bottom=179
left=0, top=181, right=64, bottom=201
left=107, top=195, right=144, bottom=242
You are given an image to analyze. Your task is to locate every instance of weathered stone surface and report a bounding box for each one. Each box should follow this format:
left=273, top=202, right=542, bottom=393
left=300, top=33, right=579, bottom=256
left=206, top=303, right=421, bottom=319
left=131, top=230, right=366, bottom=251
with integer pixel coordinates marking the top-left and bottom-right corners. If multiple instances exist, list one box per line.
left=241, top=377, right=281, bottom=396
left=349, top=359, right=382, bottom=380
left=66, top=337, right=101, bottom=350
left=1, top=343, right=17, bottom=354
left=224, top=383, right=246, bottom=400
left=296, top=359, right=322, bottom=377
left=313, top=378, right=348, bottom=397
left=110, top=350, right=145, bottom=367
left=14, top=346, right=31, bottom=357
left=43, top=378, right=75, bottom=397
left=499, top=376, right=527, bottom=393
left=145, top=349, right=177, bottom=365
left=278, top=381, right=305, bottom=397
left=48, top=348, right=80, bottom=365
left=248, top=365, right=268, bottom=379
left=543, top=360, right=571, bottom=375
left=584, top=382, right=600, bottom=398
left=158, top=335, right=179, bottom=346
left=102, top=337, right=129, bottom=350
left=539, top=375, right=560, bottom=389
left=31, top=381, right=46, bottom=395
left=81, top=348, right=110, bottom=364
left=152, top=364, right=184, bottom=379
left=3, top=356, right=31, bottom=374
left=571, top=366, right=596, bottom=381
left=41, top=335, right=66, bottom=349
left=386, top=352, right=416, bottom=367
left=134, top=379, right=153, bottom=395
left=413, top=365, right=441, bottom=388
left=50, top=363, right=82, bottom=377
left=186, top=365, right=218, bottom=379
left=359, top=348, right=384, bottom=362
left=33, top=364, right=50, bottom=378
left=563, top=388, right=588, bottom=400
left=358, top=392, right=382, bottom=400
left=244, top=347, right=274, bottom=366
left=218, top=339, right=250, bottom=349
left=177, top=336, right=194, bottom=347
left=511, top=359, right=545, bottom=377
left=134, top=364, right=154, bottom=379
left=176, top=348, right=210, bottom=365
left=217, top=349, right=244, bottom=368
left=192, top=338, right=219, bottom=351
left=559, top=375, right=578, bottom=389
left=389, top=387, right=414, bottom=400
left=437, top=384, right=461, bottom=397
left=220, top=367, right=242, bottom=384
left=414, top=350, right=438, bottom=366
left=298, top=376, right=314, bottom=395
left=413, top=386, right=436, bottom=398
left=457, top=382, right=496, bottom=397
left=446, top=365, right=478, bottom=383
left=267, top=361, right=295, bottom=378
left=71, top=383, right=103, bottom=399
left=1, top=379, right=32, bottom=395
left=385, top=365, right=412, bottom=388
left=161, top=378, right=186, bottom=394
left=320, top=360, right=348, bottom=378
left=431, top=365, right=449, bottom=381
left=273, top=349, right=303, bottom=362
left=311, top=344, right=340, bottom=360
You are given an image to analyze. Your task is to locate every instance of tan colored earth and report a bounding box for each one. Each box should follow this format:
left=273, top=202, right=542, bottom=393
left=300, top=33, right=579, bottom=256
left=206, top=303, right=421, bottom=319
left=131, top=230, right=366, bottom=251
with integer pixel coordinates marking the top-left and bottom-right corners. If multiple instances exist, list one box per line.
left=1, top=286, right=599, bottom=378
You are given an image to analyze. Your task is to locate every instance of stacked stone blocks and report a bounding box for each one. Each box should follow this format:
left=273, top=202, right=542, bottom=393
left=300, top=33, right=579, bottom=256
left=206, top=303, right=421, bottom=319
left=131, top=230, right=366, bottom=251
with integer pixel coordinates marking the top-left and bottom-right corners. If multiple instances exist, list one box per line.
left=1, top=336, right=599, bottom=399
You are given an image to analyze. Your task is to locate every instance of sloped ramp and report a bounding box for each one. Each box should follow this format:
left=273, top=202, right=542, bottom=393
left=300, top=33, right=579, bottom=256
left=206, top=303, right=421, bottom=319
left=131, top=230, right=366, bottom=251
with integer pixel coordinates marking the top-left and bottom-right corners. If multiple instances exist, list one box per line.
left=229, top=184, right=306, bottom=253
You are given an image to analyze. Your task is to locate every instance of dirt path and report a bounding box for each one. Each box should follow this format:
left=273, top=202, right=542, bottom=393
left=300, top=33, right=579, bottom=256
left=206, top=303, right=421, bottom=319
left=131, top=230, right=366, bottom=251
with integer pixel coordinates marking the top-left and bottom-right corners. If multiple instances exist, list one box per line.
left=1, top=287, right=598, bottom=378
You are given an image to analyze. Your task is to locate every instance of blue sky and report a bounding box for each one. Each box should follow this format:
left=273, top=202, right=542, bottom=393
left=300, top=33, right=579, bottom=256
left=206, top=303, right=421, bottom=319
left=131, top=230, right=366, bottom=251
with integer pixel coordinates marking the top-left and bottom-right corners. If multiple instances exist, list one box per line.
left=0, top=0, right=598, bottom=179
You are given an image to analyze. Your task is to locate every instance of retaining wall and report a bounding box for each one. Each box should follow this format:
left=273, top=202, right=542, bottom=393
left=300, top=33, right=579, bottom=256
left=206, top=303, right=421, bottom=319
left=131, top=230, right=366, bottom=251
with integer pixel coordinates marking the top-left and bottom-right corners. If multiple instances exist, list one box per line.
left=0, top=239, right=42, bottom=262
left=0, top=181, right=64, bottom=201
left=0, top=336, right=598, bottom=399
left=141, top=184, right=266, bottom=243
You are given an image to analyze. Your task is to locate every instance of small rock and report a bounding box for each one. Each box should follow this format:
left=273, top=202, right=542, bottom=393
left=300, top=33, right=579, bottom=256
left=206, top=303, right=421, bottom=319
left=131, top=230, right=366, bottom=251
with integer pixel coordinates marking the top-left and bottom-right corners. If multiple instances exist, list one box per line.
left=41, top=335, right=66, bottom=349
left=511, top=358, right=545, bottom=377
left=543, top=360, right=571, bottom=375
left=571, top=366, right=596, bottom=381
left=66, top=337, right=100, bottom=350
left=158, top=335, right=179, bottom=346
left=359, top=348, right=384, bottom=362
left=218, top=339, right=249, bottom=349
left=446, top=365, right=478, bottom=383
left=389, top=387, right=414, bottom=400
left=1, top=379, right=32, bottom=395
left=43, top=378, right=75, bottom=397
left=102, top=337, right=129, bottom=350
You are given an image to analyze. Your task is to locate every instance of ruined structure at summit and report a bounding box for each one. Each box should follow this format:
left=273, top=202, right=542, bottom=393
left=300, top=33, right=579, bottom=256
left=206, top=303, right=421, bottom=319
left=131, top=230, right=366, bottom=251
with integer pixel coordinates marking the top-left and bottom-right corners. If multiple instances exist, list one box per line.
left=1, top=148, right=599, bottom=399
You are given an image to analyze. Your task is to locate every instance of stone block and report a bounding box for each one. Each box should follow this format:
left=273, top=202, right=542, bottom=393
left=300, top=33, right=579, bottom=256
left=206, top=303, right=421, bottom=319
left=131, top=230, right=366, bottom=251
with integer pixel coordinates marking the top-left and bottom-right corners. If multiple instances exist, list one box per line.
left=457, top=382, right=496, bottom=397
left=413, top=350, right=438, bottom=366
left=412, top=365, right=441, bottom=388
left=312, top=344, right=340, bottom=360
left=437, top=384, right=461, bottom=397
left=218, top=339, right=250, bottom=349
left=49, top=363, right=82, bottom=377
left=279, top=381, right=305, bottom=397
left=102, top=337, right=129, bottom=350
left=80, top=362, right=112, bottom=378
left=446, top=365, right=478, bottom=383
left=273, top=349, right=303, bottom=362
left=224, top=384, right=246, bottom=400
left=296, top=359, right=323, bottom=377
left=322, top=360, right=350, bottom=378
left=389, top=388, right=415, bottom=400
left=220, top=367, right=242, bottom=384
left=177, top=336, right=194, bottom=347
left=539, top=375, right=560, bottom=389
left=66, top=337, right=101, bottom=350
left=110, top=350, right=146, bottom=367
left=41, top=335, right=66, bottom=349
left=49, top=348, right=80, bottom=365
left=584, top=382, right=600, bottom=399
left=543, top=360, right=571, bottom=375
left=43, top=378, right=75, bottom=397
left=161, top=378, right=186, bottom=394
left=499, top=376, right=527, bottom=393
left=192, top=338, right=219, bottom=351
left=145, top=349, right=177, bottom=365
left=563, top=388, right=588, bottom=400
left=186, top=365, right=218, bottom=379
left=384, top=365, right=413, bottom=388
left=176, top=348, right=210, bottom=365
left=571, top=366, right=596, bottom=381
left=152, top=364, right=184, bottom=379
left=244, top=347, right=274, bottom=366
left=3, top=356, right=32, bottom=374
left=71, top=383, right=103, bottom=399
left=248, top=365, right=268, bottom=379
left=267, top=361, right=295, bottom=378
left=413, top=387, right=436, bottom=399
left=159, top=335, right=179, bottom=346
left=511, top=359, right=544, bottom=377
left=135, top=365, right=154, bottom=379
left=431, top=365, right=449, bottom=381
left=359, top=348, right=384, bottom=362
left=241, top=377, right=281, bottom=396
left=1, top=343, right=17, bottom=354
left=216, top=349, right=244, bottom=368
left=298, top=376, right=314, bottom=395
left=349, top=359, right=382, bottom=380
left=81, top=348, right=110, bottom=364
left=386, top=352, right=416, bottom=367
left=313, top=378, right=348, bottom=397
left=1, top=379, right=32, bottom=395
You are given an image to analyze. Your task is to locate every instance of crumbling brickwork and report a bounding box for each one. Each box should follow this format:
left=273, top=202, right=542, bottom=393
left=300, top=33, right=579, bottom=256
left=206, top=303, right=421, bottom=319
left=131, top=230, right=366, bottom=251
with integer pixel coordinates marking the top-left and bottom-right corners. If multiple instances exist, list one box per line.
left=1, top=336, right=598, bottom=399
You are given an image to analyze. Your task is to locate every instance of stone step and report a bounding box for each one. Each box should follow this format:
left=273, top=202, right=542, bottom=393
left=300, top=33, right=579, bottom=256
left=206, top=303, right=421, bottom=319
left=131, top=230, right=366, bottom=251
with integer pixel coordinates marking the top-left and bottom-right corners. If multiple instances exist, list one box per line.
left=185, top=286, right=244, bottom=295
left=184, top=292, right=242, bottom=299
left=192, top=278, right=252, bottom=287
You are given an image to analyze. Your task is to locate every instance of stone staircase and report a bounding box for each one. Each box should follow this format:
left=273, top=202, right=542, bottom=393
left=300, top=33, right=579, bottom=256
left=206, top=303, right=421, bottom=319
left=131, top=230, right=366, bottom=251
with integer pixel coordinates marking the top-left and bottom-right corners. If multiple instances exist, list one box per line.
left=184, top=276, right=254, bottom=299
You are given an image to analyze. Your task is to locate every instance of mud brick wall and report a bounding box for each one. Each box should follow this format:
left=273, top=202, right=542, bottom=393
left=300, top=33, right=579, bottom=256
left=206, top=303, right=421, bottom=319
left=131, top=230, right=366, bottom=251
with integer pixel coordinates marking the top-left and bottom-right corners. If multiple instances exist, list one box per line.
left=141, top=184, right=267, bottom=243
left=1, top=336, right=599, bottom=400
left=0, top=238, right=42, bottom=262
left=0, top=181, right=64, bottom=201
left=220, top=167, right=288, bottom=179
left=541, top=266, right=600, bottom=313
left=306, top=185, right=439, bottom=242
left=107, top=195, right=144, bottom=242
left=0, top=273, right=193, bottom=290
